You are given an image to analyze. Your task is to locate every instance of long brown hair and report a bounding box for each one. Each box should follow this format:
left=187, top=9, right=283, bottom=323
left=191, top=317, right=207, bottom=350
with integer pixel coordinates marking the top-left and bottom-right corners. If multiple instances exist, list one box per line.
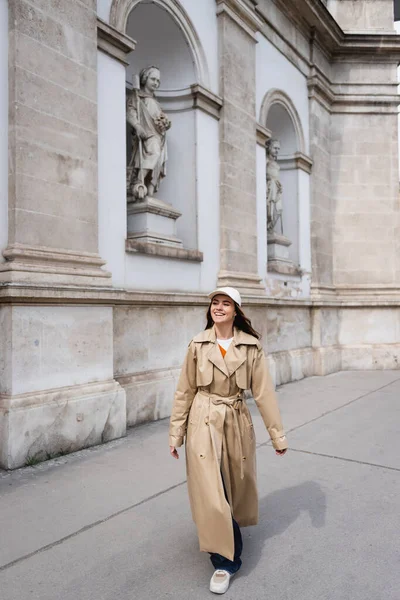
left=205, top=303, right=261, bottom=339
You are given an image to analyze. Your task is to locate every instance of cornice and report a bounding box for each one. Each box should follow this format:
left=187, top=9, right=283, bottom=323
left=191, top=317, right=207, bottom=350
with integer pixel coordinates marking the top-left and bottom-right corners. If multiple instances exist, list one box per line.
left=255, top=0, right=400, bottom=63
left=2, top=284, right=400, bottom=309
left=154, top=85, right=223, bottom=120
left=97, top=18, right=136, bottom=65
left=256, top=122, right=272, bottom=147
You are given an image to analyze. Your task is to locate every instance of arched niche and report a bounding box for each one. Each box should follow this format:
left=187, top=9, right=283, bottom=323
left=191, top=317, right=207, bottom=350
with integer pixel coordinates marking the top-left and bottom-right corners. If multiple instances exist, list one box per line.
left=260, top=89, right=305, bottom=154
left=113, top=0, right=212, bottom=251
left=261, top=89, right=310, bottom=272
left=110, top=0, right=209, bottom=87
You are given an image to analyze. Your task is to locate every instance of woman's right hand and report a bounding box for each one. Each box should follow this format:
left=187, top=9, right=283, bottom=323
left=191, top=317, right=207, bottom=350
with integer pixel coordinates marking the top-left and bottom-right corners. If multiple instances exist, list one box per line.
left=170, top=446, right=179, bottom=460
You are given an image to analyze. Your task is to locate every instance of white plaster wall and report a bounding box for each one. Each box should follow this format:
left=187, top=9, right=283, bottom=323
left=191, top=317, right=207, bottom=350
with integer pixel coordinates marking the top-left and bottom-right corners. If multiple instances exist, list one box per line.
left=256, top=144, right=268, bottom=283
left=196, top=109, right=220, bottom=291
left=97, top=0, right=113, bottom=21
left=280, top=168, right=299, bottom=264
left=97, top=50, right=127, bottom=286
left=178, top=0, right=218, bottom=92
left=256, top=35, right=310, bottom=153
left=298, top=169, right=311, bottom=295
left=0, top=0, right=8, bottom=262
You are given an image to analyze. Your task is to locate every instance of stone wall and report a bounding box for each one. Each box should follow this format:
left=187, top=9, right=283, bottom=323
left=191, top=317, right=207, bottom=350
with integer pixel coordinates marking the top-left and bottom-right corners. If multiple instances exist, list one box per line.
left=3, top=0, right=108, bottom=285
left=309, top=99, right=334, bottom=288
left=216, top=1, right=264, bottom=294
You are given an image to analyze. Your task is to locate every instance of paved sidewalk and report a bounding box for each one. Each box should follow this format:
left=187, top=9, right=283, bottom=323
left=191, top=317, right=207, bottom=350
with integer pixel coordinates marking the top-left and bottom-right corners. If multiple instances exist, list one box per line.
left=1, top=371, right=400, bottom=600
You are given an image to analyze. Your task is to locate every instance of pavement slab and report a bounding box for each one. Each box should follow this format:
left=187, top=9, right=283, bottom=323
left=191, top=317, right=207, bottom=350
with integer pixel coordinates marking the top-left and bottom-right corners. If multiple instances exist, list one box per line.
left=1, top=370, right=399, bottom=600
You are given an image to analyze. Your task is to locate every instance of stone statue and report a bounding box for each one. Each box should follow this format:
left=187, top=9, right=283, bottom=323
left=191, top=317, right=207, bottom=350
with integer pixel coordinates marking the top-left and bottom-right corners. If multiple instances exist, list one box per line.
left=266, top=138, right=283, bottom=234
left=126, top=66, right=171, bottom=200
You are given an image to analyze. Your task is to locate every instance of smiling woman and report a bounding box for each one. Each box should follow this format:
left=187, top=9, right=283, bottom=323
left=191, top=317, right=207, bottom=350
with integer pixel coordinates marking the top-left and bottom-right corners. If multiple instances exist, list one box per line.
left=169, top=287, right=288, bottom=595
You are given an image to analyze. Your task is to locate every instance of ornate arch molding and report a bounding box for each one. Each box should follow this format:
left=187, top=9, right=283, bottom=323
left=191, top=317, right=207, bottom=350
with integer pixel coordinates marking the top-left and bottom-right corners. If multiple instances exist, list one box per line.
left=109, top=0, right=210, bottom=87
left=260, top=89, right=305, bottom=154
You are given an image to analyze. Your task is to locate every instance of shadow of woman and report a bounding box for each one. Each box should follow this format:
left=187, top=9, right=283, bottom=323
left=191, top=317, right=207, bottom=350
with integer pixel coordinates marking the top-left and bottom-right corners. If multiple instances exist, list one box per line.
left=241, top=480, right=327, bottom=575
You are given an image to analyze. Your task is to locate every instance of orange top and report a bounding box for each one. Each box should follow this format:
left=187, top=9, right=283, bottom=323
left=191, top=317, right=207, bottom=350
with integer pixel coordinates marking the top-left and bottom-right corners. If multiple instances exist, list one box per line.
left=218, top=345, right=227, bottom=358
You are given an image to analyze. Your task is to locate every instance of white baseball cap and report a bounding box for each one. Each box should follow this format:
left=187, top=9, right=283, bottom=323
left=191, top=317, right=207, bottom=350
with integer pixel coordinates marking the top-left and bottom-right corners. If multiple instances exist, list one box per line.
left=208, top=287, right=242, bottom=307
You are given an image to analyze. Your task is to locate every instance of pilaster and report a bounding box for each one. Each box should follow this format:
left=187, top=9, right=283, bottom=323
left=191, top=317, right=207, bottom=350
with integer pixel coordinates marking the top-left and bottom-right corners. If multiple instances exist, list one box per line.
left=3, top=0, right=109, bottom=287
left=217, top=0, right=264, bottom=294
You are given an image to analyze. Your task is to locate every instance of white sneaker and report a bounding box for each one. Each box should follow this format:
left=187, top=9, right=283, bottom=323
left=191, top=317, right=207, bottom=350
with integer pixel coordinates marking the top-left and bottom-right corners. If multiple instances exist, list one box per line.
left=209, top=569, right=233, bottom=594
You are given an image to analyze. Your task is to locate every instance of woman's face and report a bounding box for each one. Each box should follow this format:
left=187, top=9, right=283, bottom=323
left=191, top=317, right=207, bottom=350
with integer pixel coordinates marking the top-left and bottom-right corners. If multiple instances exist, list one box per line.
left=210, top=295, right=236, bottom=326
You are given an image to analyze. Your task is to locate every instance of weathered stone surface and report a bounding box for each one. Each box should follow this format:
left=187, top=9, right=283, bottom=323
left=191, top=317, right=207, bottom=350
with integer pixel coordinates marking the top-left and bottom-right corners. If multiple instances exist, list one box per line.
left=0, top=381, right=126, bottom=470
left=217, top=8, right=260, bottom=290
left=8, top=306, right=114, bottom=395
left=327, top=0, right=395, bottom=31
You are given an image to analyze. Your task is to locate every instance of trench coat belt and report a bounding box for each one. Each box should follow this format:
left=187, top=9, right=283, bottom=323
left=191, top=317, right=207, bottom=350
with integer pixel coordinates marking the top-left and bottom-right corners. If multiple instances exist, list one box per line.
left=197, top=391, right=245, bottom=480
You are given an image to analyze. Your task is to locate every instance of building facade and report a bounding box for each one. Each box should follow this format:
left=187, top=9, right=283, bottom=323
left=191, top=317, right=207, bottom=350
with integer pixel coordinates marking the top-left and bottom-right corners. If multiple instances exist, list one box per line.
left=0, top=0, right=400, bottom=468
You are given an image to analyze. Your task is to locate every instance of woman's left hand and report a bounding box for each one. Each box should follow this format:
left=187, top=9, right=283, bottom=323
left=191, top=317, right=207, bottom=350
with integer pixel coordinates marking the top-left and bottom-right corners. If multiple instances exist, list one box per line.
left=276, top=449, right=287, bottom=456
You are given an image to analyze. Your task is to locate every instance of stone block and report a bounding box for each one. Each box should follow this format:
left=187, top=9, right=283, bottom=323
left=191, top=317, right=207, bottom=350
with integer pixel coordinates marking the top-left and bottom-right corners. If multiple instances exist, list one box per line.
left=15, top=173, right=97, bottom=222
left=221, top=227, right=258, bottom=256
left=327, top=0, right=394, bottom=31
left=13, top=210, right=98, bottom=253
left=113, top=305, right=204, bottom=377
left=338, top=308, right=400, bottom=346
left=15, top=31, right=97, bottom=102
left=121, top=369, right=180, bottom=427
left=220, top=248, right=256, bottom=274
left=11, top=0, right=97, bottom=70
left=9, top=306, right=114, bottom=395
left=313, top=346, right=342, bottom=376
left=220, top=141, right=256, bottom=175
left=266, top=307, right=312, bottom=353
left=334, top=242, right=395, bottom=274
left=26, top=0, right=97, bottom=38
left=0, top=307, right=12, bottom=395
left=16, top=104, right=97, bottom=162
left=16, top=66, right=97, bottom=131
left=15, top=140, right=97, bottom=193
left=320, top=309, right=340, bottom=346
left=272, top=347, right=315, bottom=386
left=0, top=381, right=126, bottom=470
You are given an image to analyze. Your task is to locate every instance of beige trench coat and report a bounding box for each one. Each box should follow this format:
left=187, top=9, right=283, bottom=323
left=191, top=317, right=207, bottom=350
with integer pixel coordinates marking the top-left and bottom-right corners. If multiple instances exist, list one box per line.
left=169, top=326, right=287, bottom=561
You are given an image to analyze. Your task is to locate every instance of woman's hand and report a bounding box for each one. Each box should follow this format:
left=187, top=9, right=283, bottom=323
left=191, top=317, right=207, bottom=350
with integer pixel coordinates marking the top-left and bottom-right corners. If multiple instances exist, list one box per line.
left=276, top=449, right=287, bottom=457
left=170, top=446, right=179, bottom=460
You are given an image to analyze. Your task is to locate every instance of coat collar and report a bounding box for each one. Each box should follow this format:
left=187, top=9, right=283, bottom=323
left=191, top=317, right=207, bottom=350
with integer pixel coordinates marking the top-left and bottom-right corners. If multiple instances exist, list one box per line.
left=193, top=327, right=260, bottom=378
left=193, top=326, right=260, bottom=347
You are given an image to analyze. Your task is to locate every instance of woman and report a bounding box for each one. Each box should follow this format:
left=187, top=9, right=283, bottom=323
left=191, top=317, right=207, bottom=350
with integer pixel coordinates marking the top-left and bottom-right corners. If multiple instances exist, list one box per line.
left=169, top=287, right=288, bottom=594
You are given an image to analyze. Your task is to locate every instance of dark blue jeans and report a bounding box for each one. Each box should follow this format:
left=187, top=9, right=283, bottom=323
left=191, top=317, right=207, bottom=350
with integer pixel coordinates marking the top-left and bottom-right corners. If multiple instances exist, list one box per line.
left=210, top=473, right=243, bottom=574
left=209, top=516, right=243, bottom=574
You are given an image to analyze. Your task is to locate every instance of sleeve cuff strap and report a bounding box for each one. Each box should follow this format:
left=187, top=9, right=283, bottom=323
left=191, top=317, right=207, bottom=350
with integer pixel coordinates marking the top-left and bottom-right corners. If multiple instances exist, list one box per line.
left=169, top=435, right=184, bottom=448
left=272, top=435, right=288, bottom=451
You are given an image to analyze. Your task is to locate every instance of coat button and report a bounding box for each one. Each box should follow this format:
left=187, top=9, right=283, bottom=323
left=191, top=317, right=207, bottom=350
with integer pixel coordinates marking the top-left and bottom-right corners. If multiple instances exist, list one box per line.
left=205, top=417, right=209, bottom=426
left=200, top=454, right=205, bottom=459
left=242, top=457, right=246, bottom=461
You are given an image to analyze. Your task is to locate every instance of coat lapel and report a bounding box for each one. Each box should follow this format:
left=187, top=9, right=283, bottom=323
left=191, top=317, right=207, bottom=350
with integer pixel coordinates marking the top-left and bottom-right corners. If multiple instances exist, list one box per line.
left=207, top=342, right=230, bottom=378
left=224, top=342, right=246, bottom=376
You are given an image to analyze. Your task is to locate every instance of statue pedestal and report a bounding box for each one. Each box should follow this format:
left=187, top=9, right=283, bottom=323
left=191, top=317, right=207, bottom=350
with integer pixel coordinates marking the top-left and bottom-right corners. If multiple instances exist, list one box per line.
left=127, top=196, right=183, bottom=248
left=267, top=232, right=298, bottom=276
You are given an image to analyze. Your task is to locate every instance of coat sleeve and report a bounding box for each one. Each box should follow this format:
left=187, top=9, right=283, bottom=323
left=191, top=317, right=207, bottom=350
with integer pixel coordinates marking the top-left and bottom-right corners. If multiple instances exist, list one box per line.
left=169, top=341, right=197, bottom=448
left=250, top=346, right=288, bottom=451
